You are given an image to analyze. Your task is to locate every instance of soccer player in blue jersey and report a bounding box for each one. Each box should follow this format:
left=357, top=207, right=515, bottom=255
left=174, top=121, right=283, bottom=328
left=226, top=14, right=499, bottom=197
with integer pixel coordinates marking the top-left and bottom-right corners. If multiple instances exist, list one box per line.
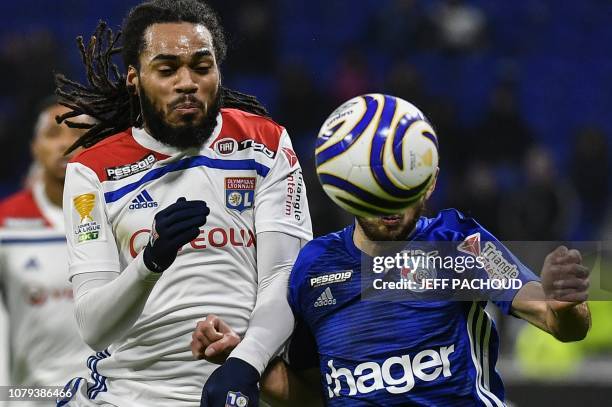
left=283, top=195, right=591, bottom=406
left=194, top=181, right=591, bottom=406
left=193, top=138, right=590, bottom=407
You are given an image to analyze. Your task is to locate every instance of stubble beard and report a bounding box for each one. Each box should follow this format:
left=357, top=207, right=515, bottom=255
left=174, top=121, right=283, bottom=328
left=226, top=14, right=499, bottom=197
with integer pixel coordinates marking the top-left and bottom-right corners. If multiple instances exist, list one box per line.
left=356, top=201, right=426, bottom=242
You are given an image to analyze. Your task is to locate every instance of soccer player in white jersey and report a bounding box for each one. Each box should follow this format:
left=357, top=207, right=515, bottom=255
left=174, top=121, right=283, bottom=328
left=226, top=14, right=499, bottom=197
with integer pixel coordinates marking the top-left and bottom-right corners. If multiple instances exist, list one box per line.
left=54, top=1, right=312, bottom=406
left=0, top=98, right=93, bottom=406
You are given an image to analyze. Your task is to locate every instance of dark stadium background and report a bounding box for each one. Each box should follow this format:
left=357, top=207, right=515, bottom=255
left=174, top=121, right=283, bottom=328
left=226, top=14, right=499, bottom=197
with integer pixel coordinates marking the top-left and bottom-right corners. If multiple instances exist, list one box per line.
left=0, top=1, right=610, bottom=405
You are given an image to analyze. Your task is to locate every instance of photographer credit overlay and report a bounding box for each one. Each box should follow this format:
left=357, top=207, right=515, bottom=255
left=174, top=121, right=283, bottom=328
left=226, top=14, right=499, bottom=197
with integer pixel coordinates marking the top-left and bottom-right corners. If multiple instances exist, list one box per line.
left=356, top=236, right=611, bottom=302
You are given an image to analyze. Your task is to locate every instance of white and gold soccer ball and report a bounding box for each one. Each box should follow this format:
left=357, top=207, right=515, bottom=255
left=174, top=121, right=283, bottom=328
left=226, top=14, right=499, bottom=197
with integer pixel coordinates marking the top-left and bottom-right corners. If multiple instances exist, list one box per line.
left=315, top=94, right=439, bottom=217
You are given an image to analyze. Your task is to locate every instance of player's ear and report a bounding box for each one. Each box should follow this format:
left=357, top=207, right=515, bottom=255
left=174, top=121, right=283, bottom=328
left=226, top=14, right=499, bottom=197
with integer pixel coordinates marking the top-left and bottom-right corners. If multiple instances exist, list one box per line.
left=424, top=167, right=439, bottom=200
left=126, top=65, right=139, bottom=96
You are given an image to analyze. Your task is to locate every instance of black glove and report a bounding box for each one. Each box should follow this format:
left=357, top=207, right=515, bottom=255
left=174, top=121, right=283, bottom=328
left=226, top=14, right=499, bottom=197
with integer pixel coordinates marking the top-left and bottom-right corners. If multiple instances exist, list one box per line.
left=143, top=197, right=209, bottom=272
left=200, top=357, right=260, bottom=407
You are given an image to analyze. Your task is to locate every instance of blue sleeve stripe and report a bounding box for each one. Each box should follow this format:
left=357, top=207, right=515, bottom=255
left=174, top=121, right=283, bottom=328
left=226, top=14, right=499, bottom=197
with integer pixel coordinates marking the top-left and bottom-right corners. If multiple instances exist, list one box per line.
left=0, top=237, right=66, bottom=244
left=104, top=156, right=270, bottom=203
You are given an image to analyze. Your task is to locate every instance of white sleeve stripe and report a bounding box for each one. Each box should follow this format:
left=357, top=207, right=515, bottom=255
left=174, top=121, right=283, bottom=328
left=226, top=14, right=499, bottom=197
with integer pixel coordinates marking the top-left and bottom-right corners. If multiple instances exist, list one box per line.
left=466, top=303, right=505, bottom=407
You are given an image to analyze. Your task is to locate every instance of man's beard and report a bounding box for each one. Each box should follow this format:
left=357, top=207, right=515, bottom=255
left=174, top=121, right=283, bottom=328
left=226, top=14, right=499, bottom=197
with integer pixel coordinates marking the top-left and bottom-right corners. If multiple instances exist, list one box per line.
left=356, top=201, right=426, bottom=242
left=139, top=86, right=222, bottom=150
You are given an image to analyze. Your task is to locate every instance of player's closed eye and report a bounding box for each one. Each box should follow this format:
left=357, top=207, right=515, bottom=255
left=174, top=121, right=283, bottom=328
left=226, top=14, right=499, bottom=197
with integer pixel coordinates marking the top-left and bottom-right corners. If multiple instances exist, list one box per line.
left=194, top=65, right=211, bottom=74
left=157, top=66, right=176, bottom=75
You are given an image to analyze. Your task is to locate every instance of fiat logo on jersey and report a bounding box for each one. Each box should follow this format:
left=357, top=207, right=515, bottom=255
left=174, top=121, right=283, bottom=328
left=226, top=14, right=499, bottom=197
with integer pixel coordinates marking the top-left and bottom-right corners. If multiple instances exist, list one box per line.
left=215, top=138, right=237, bottom=156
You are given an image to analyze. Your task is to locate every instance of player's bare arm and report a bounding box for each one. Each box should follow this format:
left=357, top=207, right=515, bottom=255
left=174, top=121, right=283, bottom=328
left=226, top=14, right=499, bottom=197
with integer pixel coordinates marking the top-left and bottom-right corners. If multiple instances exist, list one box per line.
left=511, top=245, right=591, bottom=342
left=260, top=359, right=323, bottom=407
left=191, top=316, right=323, bottom=407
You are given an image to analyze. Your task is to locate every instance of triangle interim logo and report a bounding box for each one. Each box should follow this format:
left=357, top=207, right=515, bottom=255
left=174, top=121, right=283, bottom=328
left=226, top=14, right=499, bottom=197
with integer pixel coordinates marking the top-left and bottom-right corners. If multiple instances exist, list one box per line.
left=457, top=232, right=481, bottom=257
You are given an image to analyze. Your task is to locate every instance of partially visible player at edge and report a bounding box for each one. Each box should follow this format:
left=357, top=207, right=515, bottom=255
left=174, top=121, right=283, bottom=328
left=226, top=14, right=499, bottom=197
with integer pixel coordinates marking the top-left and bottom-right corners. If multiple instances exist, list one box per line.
left=193, top=105, right=591, bottom=406
left=0, top=98, right=93, bottom=406
left=55, top=0, right=312, bottom=406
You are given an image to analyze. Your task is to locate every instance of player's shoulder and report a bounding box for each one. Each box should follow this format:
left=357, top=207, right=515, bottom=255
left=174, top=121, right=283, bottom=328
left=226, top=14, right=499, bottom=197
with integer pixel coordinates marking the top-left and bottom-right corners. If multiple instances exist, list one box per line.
left=220, top=107, right=285, bottom=137
left=290, top=227, right=352, bottom=283
left=70, top=128, right=168, bottom=182
left=208, top=108, right=287, bottom=160
left=300, top=230, right=346, bottom=263
left=0, top=189, right=47, bottom=228
left=420, top=208, right=493, bottom=240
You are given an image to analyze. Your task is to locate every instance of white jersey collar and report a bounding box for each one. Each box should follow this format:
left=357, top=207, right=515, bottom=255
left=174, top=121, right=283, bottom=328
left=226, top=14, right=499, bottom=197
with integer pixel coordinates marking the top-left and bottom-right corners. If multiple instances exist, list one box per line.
left=131, top=112, right=223, bottom=156
left=33, top=180, right=64, bottom=231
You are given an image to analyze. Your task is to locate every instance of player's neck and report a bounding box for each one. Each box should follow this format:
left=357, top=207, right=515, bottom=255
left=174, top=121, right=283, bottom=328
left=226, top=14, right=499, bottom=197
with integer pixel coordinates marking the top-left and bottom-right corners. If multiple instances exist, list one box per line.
left=42, top=173, right=64, bottom=208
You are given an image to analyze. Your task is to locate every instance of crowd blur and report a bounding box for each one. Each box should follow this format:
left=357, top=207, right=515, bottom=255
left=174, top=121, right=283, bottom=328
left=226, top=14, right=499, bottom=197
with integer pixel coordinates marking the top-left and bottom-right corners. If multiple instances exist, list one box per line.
left=0, top=0, right=611, bottom=390
left=1, top=0, right=611, bottom=240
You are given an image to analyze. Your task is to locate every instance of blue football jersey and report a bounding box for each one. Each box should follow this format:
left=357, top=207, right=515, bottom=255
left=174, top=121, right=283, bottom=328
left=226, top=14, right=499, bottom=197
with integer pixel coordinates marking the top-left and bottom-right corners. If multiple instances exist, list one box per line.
left=288, top=209, right=539, bottom=406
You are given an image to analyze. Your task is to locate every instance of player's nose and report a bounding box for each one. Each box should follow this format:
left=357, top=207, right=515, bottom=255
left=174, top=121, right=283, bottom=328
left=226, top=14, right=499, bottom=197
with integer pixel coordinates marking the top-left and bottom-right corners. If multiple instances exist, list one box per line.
left=174, top=66, right=198, bottom=94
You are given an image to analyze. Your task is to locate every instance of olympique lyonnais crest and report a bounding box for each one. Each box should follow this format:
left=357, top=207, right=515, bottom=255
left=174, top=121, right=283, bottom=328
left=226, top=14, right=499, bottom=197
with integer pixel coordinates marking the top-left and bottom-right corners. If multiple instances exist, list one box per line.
left=225, top=177, right=255, bottom=213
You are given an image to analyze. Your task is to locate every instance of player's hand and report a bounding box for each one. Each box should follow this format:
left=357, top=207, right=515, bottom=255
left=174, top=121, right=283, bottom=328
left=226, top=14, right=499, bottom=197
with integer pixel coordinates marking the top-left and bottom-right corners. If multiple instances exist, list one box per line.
left=191, top=314, right=241, bottom=365
left=541, top=245, right=590, bottom=312
left=143, top=197, right=209, bottom=272
left=200, top=357, right=260, bottom=407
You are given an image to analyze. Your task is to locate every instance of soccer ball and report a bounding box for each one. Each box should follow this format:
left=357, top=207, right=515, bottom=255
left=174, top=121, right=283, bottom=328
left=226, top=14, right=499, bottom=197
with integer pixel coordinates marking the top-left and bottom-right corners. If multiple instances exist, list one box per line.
left=315, top=94, right=439, bottom=217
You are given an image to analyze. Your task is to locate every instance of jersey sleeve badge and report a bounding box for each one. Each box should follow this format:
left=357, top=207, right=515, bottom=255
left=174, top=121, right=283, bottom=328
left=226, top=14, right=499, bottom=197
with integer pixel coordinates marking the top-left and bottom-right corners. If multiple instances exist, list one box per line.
left=71, top=192, right=105, bottom=244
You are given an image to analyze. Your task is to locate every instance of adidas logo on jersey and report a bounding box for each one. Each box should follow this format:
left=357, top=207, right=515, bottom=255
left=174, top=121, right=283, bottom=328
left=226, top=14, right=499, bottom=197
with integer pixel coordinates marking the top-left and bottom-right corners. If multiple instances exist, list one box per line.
left=24, top=257, right=40, bottom=270
left=314, top=287, right=336, bottom=307
left=129, top=190, right=158, bottom=210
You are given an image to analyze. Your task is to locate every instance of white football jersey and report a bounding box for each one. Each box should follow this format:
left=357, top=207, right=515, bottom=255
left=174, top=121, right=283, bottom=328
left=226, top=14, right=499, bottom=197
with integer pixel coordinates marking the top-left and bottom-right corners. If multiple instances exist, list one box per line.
left=62, top=108, right=312, bottom=406
left=0, top=181, right=91, bottom=392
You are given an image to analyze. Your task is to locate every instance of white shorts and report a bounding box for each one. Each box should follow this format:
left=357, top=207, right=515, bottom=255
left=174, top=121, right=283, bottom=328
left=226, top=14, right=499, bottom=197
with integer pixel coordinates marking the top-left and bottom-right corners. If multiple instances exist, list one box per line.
left=56, top=376, right=116, bottom=407
left=56, top=378, right=273, bottom=407
left=55, top=349, right=206, bottom=407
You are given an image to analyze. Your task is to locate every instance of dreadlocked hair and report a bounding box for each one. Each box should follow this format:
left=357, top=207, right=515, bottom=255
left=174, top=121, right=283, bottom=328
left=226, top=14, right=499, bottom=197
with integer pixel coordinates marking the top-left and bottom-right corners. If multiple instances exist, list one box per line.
left=55, top=0, right=269, bottom=154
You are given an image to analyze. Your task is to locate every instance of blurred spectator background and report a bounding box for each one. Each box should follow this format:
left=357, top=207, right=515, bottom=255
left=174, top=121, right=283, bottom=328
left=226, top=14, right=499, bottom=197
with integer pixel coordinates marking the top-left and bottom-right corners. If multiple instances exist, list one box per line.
left=0, top=0, right=611, bottom=405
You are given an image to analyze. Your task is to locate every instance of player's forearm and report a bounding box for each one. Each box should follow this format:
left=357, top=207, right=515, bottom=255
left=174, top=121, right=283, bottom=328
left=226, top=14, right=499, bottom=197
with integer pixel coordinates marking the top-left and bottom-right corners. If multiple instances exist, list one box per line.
left=546, top=302, right=591, bottom=342
left=230, top=270, right=295, bottom=375
left=230, top=231, right=302, bottom=374
left=72, top=252, right=161, bottom=350
left=512, top=281, right=591, bottom=342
